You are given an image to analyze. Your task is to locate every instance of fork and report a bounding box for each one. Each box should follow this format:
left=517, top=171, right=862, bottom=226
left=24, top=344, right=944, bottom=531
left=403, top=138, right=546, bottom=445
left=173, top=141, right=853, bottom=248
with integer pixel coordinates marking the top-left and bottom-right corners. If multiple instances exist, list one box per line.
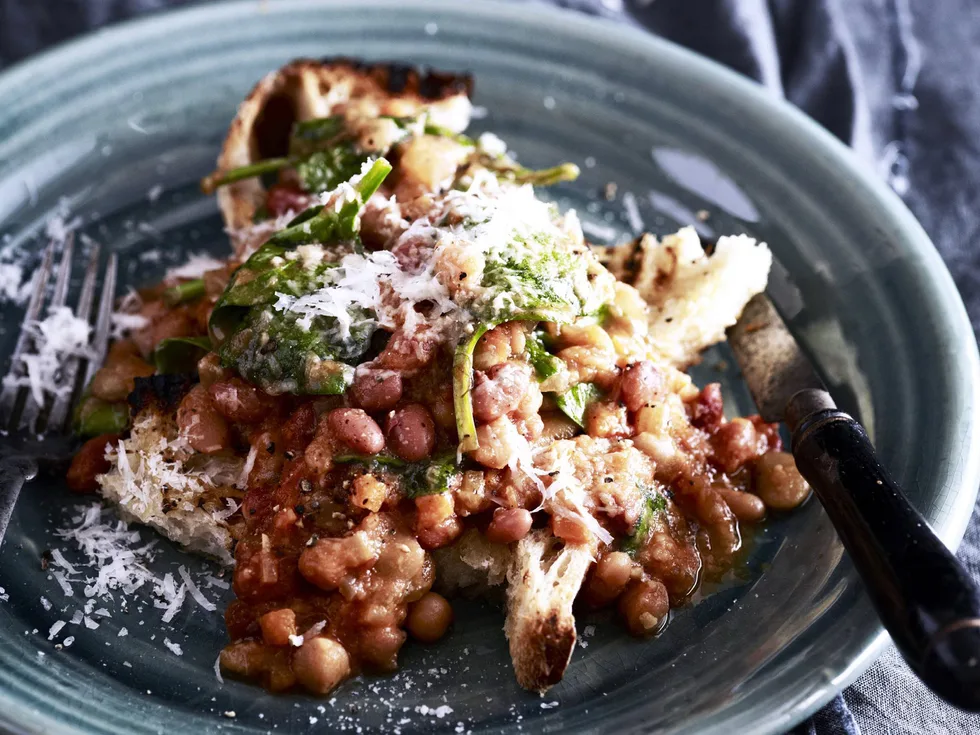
left=0, top=234, right=117, bottom=547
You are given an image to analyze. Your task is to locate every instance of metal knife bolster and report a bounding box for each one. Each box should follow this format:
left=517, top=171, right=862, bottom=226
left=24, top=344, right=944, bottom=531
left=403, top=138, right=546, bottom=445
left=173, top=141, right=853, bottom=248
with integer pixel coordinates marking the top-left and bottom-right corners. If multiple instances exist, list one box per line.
left=725, top=293, right=833, bottom=430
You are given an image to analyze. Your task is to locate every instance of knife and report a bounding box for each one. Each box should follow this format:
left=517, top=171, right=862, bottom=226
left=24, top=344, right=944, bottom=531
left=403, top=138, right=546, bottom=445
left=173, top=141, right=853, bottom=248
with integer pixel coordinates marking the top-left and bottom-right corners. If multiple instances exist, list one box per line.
left=728, top=291, right=980, bottom=712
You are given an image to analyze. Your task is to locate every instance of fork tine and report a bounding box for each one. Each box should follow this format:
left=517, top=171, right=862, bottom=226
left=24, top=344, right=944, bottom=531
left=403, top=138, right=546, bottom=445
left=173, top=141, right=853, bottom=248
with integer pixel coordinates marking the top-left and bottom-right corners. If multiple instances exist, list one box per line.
left=48, top=232, right=74, bottom=310
left=47, top=243, right=101, bottom=432
left=82, top=252, right=117, bottom=388
left=19, top=236, right=76, bottom=433
left=0, top=240, right=56, bottom=429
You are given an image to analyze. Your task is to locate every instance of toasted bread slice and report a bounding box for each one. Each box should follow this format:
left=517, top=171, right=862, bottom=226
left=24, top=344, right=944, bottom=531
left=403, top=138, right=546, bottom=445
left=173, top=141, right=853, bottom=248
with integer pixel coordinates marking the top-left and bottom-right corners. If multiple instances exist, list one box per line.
left=603, top=226, right=771, bottom=367
left=432, top=528, right=512, bottom=598
left=97, top=375, right=245, bottom=565
left=504, top=530, right=593, bottom=693
left=212, top=58, right=473, bottom=251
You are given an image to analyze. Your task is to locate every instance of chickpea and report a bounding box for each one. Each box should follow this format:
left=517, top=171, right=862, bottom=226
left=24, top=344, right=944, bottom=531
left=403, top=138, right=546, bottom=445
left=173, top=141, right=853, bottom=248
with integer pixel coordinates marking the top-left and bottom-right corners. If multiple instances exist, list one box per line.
left=595, top=551, right=634, bottom=592
left=619, top=578, right=670, bottom=637
left=514, top=380, right=543, bottom=420
left=406, top=592, right=454, bottom=643
left=473, top=326, right=513, bottom=370
left=89, top=354, right=155, bottom=402
left=219, top=640, right=264, bottom=677
left=133, top=309, right=194, bottom=358
left=357, top=625, right=406, bottom=672
left=716, top=487, right=766, bottom=522
left=386, top=403, right=435, bottom=461
left=471, top=362, right=530, bottom=422
left=557, top=322, right=615, bottom=353
left=620, top=361, right=666, bottom=412
left=471, top=416, right=521, bottom=469
left=586, top=401, right=630, bottom=439
left=373, top=535, right=426, bottom=579
left=585, top=550, right=635, bottom=608
left=298, top=532, right=379, bottom=590
left=197, top=352, right=231, bottom=389
left=329, top=408, right=385, bottom=454
left=429, top=384, right=457, bottom=429
left=293, top=637, right=351, bottom=694
left=176, top=384, right=230, bottom=454
left=754, top=452, right=811, bottom=509
left=434, top=243, right=485, bottom=296
left=350, top=369, right=402, bottom=412
left=259, top=608, right=297, bottom=647
left=455, top=471, right=492, bottom=516
left=485, top=508, right=533, bottom=544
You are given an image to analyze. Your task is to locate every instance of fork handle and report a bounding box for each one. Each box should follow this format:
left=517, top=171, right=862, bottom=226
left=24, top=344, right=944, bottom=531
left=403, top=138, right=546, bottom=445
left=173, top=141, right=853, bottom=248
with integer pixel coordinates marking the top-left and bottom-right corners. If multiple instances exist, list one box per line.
left=791, top=402, right=980, bottom=712
left=0, top=454, right=37, bottom=548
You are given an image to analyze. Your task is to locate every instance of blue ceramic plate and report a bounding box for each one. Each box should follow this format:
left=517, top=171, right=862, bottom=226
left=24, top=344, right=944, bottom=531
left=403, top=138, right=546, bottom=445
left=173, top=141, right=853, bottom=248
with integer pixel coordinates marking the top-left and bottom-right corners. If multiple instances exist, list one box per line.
left=0, top=1, right=977, bottom=733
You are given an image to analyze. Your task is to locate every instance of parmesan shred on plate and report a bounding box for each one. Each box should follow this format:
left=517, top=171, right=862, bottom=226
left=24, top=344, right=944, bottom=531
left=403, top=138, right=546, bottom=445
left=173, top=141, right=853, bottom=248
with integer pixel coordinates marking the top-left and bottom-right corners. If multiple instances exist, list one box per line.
left=39, top=503, right=229, bottom=659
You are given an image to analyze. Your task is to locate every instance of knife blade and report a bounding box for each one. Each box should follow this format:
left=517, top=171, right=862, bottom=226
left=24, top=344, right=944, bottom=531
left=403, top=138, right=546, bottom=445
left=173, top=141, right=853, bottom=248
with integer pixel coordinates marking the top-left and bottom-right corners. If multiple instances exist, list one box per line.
left=724, top=279, right=980, bottom=711
left=725, top=292, right=829, bottom=427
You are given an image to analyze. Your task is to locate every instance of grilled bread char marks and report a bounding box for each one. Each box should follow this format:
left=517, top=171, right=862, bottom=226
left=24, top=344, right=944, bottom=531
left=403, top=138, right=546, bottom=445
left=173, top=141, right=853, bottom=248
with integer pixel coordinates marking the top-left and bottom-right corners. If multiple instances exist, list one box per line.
left=215, top=57, right=474, bottom=239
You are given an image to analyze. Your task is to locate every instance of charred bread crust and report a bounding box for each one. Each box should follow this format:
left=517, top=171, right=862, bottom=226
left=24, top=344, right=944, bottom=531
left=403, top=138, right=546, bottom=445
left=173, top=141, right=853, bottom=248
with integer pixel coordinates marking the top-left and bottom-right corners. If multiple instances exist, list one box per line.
left=316, top=57, right=473, bottom=101
left=214, top=58, right=473, bottom=239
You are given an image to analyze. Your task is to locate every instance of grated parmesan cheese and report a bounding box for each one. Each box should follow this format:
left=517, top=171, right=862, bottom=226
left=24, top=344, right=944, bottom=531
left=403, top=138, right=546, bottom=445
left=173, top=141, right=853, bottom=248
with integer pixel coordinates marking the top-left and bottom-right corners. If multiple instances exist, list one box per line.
left=178, top=565, right=216, bottom=612
left=2, top=306, right=95, bottom=406
left=160, top=584, right=186, bottom=624
left=97, top=411, right=243, bottom=564
left=0, top=262, right=31, bottom=304
left=110, top=288, right=150, bottom=339
left=165, top=253, right=224, bottom=282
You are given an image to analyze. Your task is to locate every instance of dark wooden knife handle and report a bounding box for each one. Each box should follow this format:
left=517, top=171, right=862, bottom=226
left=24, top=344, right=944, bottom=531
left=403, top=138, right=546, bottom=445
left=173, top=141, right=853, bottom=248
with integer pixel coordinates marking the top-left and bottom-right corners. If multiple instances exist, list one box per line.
left=792, top=409, right=980, bottom=711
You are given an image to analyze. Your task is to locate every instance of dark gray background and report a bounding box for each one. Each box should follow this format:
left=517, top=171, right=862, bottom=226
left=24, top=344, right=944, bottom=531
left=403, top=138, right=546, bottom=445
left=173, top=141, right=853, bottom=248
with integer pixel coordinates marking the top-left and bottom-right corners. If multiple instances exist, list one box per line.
left=1, top=0, right=979, bottom=733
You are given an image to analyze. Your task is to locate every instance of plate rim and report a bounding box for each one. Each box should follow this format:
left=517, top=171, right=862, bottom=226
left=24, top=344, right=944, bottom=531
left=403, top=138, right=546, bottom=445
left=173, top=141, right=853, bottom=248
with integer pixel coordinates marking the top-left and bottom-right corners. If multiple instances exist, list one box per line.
left=0, top=0, right=977, bottom=733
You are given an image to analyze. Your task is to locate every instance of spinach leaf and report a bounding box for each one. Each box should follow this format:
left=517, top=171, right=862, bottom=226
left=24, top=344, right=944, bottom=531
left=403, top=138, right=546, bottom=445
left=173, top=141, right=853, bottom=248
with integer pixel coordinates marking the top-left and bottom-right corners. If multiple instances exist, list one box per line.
left=73, top=395, right=129, bottom=437
left=290, top=118, right=370, bottom=193
left=153, top=336, right=212, bottom=375
left=554, top=382, right=603, bottom=428
left=202, top=115, right=409, bottom=195
left=476, top=235, right=597, bottom=323
left=201, top=157, right=291, bottom=194
left=162, top=278, right=205, bottom=307
left=423, top=125, right=580, bottom=189
left=423, top=123, right=477, bottom=147
left=622, top=486, right=668, bottom=557
left=209, top=159, right=392, bottom=395
left=334, top=453, right=460, bottom=498
left=526, top=329, right=563, bottom=382
left=452, top=324, right=491, bottom=453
